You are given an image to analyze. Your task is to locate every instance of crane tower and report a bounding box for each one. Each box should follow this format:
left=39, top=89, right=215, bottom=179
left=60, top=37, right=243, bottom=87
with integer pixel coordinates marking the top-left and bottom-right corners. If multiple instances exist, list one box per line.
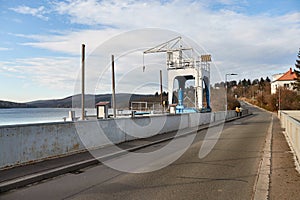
left=143, top=36, right=211, bottom=112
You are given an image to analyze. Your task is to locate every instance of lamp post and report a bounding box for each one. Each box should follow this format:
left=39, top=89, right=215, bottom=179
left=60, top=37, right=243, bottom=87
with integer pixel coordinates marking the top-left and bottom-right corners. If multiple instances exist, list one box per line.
left=225, top=73, right=238, bottom=111
left=278, top=86, right=281, bottom=111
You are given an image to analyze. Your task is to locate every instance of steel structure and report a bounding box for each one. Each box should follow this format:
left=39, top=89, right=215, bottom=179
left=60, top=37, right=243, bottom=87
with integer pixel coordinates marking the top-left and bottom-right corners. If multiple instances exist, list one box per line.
left=143, top=36, right=211, bottom=111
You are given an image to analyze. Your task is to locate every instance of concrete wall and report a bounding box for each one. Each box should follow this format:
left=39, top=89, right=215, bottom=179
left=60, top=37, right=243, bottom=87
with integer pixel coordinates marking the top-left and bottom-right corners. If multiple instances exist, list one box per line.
left=279, top=111, right=300, bottom=162
left=0, top=110, right=241, bottom=169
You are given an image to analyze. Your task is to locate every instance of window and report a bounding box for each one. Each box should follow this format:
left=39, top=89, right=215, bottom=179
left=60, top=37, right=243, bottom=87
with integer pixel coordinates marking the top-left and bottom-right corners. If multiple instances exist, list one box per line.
left=284, top=83, right=289, bottom=88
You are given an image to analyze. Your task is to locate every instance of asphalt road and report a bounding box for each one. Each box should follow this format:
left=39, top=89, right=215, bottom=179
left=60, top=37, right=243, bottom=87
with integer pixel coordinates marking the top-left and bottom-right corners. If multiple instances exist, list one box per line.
left=1, top=106, right=272, bottom=200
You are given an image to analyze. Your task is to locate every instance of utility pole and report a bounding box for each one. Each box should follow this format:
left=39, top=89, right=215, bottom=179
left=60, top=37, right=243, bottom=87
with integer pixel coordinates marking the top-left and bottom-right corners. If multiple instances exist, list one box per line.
left=160, top=70, right=163, bottom=112
left=111, top=55, right=116, bottom=118
left=81, top=44, right=85, bottom=120
left=225, top=73, right=238, bottom=111
left=278, top=87, right=281, bottom=111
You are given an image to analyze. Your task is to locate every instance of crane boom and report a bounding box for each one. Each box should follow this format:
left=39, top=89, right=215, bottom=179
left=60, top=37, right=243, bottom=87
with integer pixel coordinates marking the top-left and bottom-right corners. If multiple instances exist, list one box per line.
left=143, top=36, right=192, bottom=54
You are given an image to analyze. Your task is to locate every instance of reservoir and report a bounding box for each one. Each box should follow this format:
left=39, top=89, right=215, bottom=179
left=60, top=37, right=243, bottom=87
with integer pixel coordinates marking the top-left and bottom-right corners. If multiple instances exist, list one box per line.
left=0, top=108, right=96, bottom=126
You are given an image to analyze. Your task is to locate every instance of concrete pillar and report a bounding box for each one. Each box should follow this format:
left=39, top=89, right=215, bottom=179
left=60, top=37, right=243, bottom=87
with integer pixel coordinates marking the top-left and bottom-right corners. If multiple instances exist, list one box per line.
left=168, top=75, right=174, bottom=105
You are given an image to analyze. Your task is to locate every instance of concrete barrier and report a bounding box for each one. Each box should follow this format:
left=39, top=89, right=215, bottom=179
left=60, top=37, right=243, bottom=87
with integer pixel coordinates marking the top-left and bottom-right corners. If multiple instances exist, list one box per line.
left=0, top=110, right=244, bottom=169
left=279, top=111, right=300, bottom=162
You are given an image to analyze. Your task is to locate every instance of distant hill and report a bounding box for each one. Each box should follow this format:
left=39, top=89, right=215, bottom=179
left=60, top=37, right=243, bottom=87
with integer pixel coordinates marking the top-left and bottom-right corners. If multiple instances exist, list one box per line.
left=0, top=93, right=167, bottom=109
left=26, top=93, right=159, bottom=108
left=0, top=100, right=35, bottom=108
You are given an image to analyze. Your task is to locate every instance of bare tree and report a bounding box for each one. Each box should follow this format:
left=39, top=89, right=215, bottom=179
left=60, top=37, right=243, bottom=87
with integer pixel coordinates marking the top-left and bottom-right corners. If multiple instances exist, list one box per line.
left=294, top=48, right=300, bottom=91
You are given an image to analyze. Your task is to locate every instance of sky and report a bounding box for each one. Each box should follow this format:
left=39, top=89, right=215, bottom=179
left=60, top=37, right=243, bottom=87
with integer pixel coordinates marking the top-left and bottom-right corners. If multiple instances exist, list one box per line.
left=0, top=0, right=299, bottom=102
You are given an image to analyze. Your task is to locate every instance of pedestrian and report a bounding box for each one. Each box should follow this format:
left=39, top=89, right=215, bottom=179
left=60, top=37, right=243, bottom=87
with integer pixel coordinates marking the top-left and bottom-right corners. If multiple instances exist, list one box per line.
left=235, top=107, right=240, bottom=117
left=239, top=107, right=243, bottom=117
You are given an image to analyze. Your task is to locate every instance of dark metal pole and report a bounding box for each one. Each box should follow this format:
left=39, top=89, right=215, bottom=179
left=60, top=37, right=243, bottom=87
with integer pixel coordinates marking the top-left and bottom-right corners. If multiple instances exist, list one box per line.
left=112, top=55, right=116, bottom=118
left=279, top=87, right=281, bottom=111
left=160, top=70, right=163, bottom=112
left=81, top=44, right=85, bottom=120
left=225, top=74, right=228, bottom=111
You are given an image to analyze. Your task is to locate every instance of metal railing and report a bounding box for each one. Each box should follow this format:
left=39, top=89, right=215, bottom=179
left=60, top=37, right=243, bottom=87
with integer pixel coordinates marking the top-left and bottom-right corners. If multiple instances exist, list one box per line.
left=279, top=111, right=300, bottom=162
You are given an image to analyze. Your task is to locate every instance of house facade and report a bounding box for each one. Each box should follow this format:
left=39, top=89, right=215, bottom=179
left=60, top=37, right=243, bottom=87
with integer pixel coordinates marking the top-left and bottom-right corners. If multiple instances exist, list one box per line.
left=271, top=68, right=298, bottom=94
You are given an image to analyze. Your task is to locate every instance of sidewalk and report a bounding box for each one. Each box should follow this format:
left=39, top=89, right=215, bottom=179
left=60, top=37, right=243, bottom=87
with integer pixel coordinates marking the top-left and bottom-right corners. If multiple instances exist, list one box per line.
left=270, top=115, right=300, bottom=200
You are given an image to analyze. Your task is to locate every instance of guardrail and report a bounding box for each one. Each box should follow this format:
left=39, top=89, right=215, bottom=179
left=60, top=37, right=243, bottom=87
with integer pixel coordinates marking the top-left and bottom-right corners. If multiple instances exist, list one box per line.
left=279, top=111, right=300, bottom=162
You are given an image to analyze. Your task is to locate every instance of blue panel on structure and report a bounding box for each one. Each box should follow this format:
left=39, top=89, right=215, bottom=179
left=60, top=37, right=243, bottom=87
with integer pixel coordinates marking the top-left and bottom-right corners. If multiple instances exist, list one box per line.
left=182, top=108, right=198, bottom=113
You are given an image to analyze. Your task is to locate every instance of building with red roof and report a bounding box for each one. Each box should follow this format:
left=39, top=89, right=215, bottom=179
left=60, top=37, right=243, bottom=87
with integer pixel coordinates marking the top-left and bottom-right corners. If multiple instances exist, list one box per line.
left=271, top=68, right=298, bottom=94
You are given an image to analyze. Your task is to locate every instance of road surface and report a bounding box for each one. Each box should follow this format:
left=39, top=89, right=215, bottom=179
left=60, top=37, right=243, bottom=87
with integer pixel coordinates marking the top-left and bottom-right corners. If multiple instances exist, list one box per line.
left=1, top=105, right=272, bottom=200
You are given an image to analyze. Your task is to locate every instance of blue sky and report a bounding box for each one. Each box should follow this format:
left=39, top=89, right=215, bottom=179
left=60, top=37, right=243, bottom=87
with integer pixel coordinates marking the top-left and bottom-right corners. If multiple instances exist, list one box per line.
left=0, top=0, right=299, bottom=102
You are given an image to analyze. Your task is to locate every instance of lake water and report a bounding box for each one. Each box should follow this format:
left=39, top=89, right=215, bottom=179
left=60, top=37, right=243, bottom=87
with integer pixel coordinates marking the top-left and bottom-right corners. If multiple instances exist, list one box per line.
left=0, top=108, right=96, bottom=126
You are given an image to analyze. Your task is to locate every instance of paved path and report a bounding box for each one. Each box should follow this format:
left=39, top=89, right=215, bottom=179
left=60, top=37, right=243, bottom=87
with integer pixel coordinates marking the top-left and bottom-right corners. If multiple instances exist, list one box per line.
left=0, top=105, right=270, bottom=199
left=1, top=104, right=299, bottom=200
left=270, top=115, right=300, bottom=200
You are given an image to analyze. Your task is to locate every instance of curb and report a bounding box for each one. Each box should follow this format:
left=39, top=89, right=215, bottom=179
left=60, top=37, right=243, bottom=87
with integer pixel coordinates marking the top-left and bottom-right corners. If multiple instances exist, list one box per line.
left=0, top=113, right=252, bottom=193
left=252, top=114, right=273, bottom=200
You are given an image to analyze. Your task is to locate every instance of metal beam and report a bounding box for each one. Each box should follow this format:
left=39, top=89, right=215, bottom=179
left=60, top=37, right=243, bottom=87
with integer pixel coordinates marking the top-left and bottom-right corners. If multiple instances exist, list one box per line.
left=143, top=36, right=184, bottom=54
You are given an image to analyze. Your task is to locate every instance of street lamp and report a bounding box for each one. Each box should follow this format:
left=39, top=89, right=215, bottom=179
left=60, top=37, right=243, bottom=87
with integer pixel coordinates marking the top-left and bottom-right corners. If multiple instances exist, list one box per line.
left=225, top=73, right=238, bottom=111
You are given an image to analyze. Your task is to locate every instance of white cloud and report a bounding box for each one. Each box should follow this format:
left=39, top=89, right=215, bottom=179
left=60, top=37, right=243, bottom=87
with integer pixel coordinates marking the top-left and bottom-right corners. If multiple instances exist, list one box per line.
left=0, top=57, right=79, bottom=91
left=0, top=47, right=12, bottom=51
left=5, top=0, right=300, bottom=101
left=10, top=5, right=49, bottom=20
left=53, top=0, right=208, bottom=28
left=19, top=29, right=119, bottom=55
left=24, top=1, right=300, bottom=72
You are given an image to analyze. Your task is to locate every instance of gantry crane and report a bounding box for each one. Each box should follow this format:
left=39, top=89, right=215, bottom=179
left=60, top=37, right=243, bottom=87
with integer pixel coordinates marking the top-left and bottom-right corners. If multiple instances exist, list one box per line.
left=143, top=36, right=211, bottom=112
